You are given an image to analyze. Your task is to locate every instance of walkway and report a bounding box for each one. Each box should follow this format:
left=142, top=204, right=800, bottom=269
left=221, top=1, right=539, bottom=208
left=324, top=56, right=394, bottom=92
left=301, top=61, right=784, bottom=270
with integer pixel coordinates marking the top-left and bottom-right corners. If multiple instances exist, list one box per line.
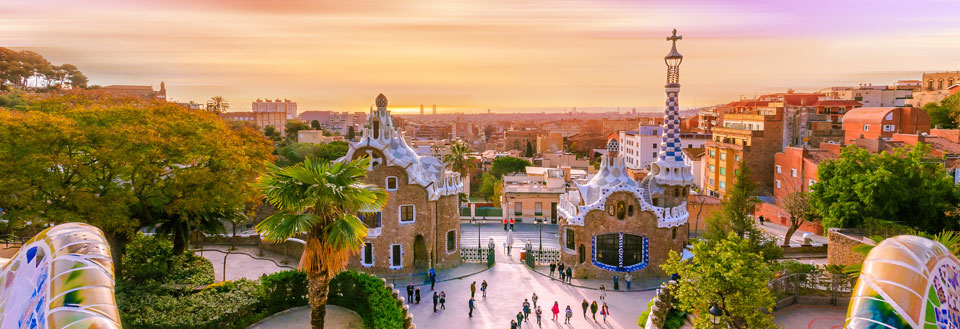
left=195, top=244, right=296, bottom=282
left=773, top=305, right=846, bottom=329
left=756, top=219, right=828, bottom=245
left=248, top=305, right=363, bottom=329
left=460, top=223, right=561, bottom=251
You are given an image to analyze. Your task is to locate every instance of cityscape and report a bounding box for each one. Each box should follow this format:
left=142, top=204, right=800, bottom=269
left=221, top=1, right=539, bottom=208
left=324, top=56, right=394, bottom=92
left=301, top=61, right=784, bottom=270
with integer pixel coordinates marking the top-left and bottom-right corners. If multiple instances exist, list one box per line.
left=1, top=1, right=959, bottom=329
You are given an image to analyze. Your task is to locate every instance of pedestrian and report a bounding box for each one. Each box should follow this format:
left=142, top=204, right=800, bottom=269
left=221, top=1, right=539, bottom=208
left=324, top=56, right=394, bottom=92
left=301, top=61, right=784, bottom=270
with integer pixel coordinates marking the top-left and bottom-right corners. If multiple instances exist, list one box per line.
left=600, top=303, right=609, bottom=322
left=565, top=267, right=572, bottom=283
left=532, top=292, right=538, bottom=309
left=564, top=305, right=573, bottom=324
left=523, top=299, right=531, bottom=321
left=613, top=275, right=619, bottom=290
left=535, top=305, right=543, bottom=327
left=439, top=291, right=446, bottom=310
left=415, top=287, right=421, bottom=304
left=599, top=284, right=606, bottom=301
left=430, top=270, right=437, bottom=291
left=549, top=262, right=556, bottom=276
left=559, top=267, right=565, bottom=281
left=516, top=311, right=524, bottom=328
left=471, top=281, right=477, bottom=298
left=626, top=272, right=633, bottom=291
left=406, top=283, right=414, bottom=302
left=432, top=292, right=439, bottom=312
left=506, top=229, right=515, bottom=256
left=590, top=300, right=598, bottom=321
left=581, top=299, right=588, bottom=318
left=510, top=218, right=515, bottom=231
left=510, top=320, right=518, bottom=329
left=468, top=297, right=475, bottom=317
left=504, top=218, right=509, bottom=231
left=759, top=215, right=765, bottom=226
left=551, top=302, right=559, bottom=321
left=481, top=280, right=488, bottom=297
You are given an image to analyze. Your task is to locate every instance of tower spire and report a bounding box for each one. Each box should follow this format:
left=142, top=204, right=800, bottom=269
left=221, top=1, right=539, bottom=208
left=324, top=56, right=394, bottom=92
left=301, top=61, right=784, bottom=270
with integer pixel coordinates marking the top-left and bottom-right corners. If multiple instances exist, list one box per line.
left=651, top=29, right=694, bottom=186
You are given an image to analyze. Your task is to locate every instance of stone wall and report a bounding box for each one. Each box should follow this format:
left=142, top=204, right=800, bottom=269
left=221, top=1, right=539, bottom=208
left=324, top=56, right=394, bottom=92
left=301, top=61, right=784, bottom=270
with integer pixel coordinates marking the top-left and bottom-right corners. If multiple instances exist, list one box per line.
left=558, top=191, right=687, bottom=280
left=827, top=228, right=874, bottom=266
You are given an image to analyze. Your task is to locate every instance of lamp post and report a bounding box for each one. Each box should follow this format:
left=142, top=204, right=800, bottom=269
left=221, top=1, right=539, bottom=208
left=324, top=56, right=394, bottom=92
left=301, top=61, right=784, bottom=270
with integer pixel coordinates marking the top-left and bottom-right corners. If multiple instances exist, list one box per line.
left=708, top=305, right=723, bottom=328
left=534, top=218, right=544, bottom=252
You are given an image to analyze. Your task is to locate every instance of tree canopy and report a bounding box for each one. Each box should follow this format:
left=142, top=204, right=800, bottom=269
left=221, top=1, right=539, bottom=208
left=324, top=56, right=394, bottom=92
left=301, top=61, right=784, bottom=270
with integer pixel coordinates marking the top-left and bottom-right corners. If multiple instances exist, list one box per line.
left=275, top=142, right=349, bottom=167
left=489, top=156, right=531, bottom=178
left=661, top=233, right=777, bottom=329
left=0, top=92, right=273, bottom=274
left=810, top=144, right=960, bottom=232
left=922, top=93, right=959, bottom=129
left=0, top=47, right=88, bottom=90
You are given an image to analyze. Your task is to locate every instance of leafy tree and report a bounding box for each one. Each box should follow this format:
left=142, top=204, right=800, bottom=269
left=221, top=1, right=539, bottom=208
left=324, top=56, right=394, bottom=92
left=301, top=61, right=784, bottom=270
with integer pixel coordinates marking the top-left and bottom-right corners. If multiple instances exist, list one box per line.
left=811, top=144, right=960, bottom=233
left=661, top=233, right=777, bottom=329
left=263, top=126, right=282, bottom=142
left=310, top=120, right=322, bottom=130
left=922, top=93, right=959, bottom=129
left=285, top=120, right=311, bottom=142
left=780, top=190, right=814, bottom=246
left=477, top=173, right=499, bottom=199
left=443, top=142, right=475, bottom=178
left=0, top=94, right=273, bottom=275
left=524, top=140, right=534, bottom=157
left=489, top=156, right=531, bottom=178
left=346, top=126, right=356, bottom=140
left=276, top=142, right=348, bottom=167
left=256, top=157, right=388, bottom=329
left=205, top=96, right=229, bottom=113
left=704, top=162, right=759, bottom=240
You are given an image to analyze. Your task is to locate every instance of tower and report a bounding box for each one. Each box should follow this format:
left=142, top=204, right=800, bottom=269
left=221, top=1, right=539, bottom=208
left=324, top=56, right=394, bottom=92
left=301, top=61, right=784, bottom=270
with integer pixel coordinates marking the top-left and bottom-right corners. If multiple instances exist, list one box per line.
left=159, top=81, right=166, bottom=100
left=420, top=104, right=424, bottom=115
left=646, top=29, right=694, bottom=207
left=432, top=104, right=436, bottom=115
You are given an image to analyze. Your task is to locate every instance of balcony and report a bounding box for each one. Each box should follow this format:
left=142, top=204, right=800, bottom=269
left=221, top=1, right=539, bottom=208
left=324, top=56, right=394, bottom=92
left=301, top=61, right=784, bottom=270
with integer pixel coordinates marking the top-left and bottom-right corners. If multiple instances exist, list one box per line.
left=367, top=227, right=382, bottom=238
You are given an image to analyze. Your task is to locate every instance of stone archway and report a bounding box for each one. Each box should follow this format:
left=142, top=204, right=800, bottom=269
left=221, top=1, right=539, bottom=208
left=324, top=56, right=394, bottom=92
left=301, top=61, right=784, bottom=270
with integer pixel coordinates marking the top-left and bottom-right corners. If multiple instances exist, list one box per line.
left=413, top=235, right=428, bottom=271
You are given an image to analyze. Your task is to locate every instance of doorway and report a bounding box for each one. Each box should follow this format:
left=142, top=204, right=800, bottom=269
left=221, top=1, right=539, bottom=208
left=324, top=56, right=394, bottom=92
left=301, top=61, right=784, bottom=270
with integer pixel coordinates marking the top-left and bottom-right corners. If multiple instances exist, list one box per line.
left=413, top=235, right=428, bottom=270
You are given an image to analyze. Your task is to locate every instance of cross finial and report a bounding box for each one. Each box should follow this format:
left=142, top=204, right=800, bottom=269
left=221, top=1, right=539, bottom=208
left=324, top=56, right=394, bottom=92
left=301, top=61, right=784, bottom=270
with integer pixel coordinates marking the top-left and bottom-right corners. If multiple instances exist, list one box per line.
left=667, top=29, right=682, bottom=42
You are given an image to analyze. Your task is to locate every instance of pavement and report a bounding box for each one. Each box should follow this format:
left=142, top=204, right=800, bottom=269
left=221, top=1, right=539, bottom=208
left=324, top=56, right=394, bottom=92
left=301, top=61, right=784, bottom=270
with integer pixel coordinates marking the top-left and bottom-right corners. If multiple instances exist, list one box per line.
left=755, top=219, right=829, bottom=246
left=773, top=305, right=846, bottom=329
left=248, top=305, right=363, bottom=329
left=460, top=223, right=561, bottom=251
left=195, top=244, right=296, bottom=282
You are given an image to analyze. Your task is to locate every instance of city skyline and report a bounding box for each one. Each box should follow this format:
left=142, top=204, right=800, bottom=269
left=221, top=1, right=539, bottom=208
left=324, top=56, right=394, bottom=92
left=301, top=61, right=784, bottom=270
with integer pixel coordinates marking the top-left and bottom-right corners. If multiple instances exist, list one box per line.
left=3, top=0, right=960, bottom=113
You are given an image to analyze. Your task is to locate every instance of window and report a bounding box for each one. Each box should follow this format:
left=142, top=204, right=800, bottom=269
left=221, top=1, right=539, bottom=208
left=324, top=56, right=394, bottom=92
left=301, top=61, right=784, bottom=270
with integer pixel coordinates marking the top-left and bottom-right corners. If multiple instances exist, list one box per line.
left=709, top=164, right=715, bottom=173
left=709, top=150, right=715, bottom=157
left=399, top=205, right=415, bottom=223
left=652, top=152, right=657, bottom=159
left=735, top=155, right=740, bottom=162
left=565, top=228, right=575, bottom=250
left=446, top=230, right=457, bottom=253
left=929, top=80, right=934, bottom=90
left=688, top=144, right=693, bottom=148
left=671, top=227, right=677, bottom=239
left=595, top=234, right=619, bottom=266
left=720, top=153, right=726, bottom=161
left=653, top=143, right=658, bottom=148
left=885, top=112, right=893, bottom=121
left=719, top=181, right=726, bottom=190
left=594, top=233, right=647, bottom=271
left=514, top=202, right=523, bottom=216
left=719, top=167, right=726, bottom=175
left=362, top=242, right=374, bottom=266
left=535, top=202, right=542, bottom=215
left=791, top=168, right=797, bottom=177
left=863, top=124, right=869, bottom=131
left=883, top=125, right=895, bottom=132
left=708, top=178, right=715, bottom=186
left=809, top=179, right=816, bottom=186
left=628, top=204, right=634, bottom=217
left=776, top=180, right=782, bottom=189
left=359, top=212, right=382, bottom=228
left=390, top=244, right=402, bottom=269
left=776, top=165, right=781, bottom=174
left=616, top=201, right=626, bottom=220
left=386, top=176, right=398, bottom=191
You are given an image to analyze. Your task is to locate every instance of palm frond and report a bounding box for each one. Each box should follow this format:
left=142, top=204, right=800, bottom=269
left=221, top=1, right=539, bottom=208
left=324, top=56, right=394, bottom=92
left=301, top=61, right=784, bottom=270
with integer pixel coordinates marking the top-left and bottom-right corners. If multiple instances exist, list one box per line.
left=851, top=243, right=875, bottom=256
left=843, top=263, right=863, bottom=279
left=256, top=212, right=321, bottom=243
left=324, top=214, right=368, bottom=251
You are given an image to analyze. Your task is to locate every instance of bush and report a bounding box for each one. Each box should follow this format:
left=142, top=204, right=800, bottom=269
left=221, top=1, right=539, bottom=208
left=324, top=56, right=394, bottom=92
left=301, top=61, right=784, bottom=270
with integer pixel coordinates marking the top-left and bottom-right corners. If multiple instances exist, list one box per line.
left=329, top=270, right=406, bottom=329
left=119, top=279, right=263, bottom=329
left=122, top=233, right=214, bottom=287
left=638, top=299, right=656, bottom=327
left=259, top=270, right=308, bottom=314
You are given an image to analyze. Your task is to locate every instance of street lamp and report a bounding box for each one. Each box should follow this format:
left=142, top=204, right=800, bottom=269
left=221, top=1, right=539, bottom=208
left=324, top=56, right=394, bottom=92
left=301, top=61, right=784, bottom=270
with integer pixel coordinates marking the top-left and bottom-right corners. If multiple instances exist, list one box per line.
left=534, top=218, right=544, bottom=252
left=708, top=305, right=723, bottom=328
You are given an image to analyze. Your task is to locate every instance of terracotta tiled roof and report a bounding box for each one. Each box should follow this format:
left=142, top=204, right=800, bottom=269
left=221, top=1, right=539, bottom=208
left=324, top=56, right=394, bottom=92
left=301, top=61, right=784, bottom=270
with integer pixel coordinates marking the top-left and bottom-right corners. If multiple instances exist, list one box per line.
left=812, top=100, right=862, bottom=107
left=804, top=149, right=836, bottom=165
left=841, top=107, right=896, bottom=124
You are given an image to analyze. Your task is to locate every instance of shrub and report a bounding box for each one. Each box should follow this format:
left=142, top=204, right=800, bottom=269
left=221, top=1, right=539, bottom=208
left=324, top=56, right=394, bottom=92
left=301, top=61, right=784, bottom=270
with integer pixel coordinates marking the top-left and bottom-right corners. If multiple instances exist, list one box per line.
left=118, top=279, right=263, bottom=329
left=638, top=299, right=656, bottom=327
left=329, top=270, right=406, bottom=329
left=259, top=270, right=308, bottom=314
left=122, top=233, right=214, bottom=287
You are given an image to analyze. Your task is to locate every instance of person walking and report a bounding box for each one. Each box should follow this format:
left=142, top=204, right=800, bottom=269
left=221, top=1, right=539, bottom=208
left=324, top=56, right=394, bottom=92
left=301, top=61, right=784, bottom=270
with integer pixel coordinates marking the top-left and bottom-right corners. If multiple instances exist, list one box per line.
left=470, top=281, right=477, bottom=298
left=551, top=302, right=559, bottom=321
left=599, top=284, right=606, bottom=301
left=612, top=275, right=619, bottom=290
left=523, top=299, right=531, bottom=321
left=430, top=271, right=437, bottom=291
left=600, top=303, right=609, bottom=322
left=510, top=320, right=518, bottom=329
left=626, top=272, right=633, bottom=291
left=549, top=262, right=556, bottom=276
left=581, top=299, right=588, bottom=318
left=406, top=283, right=414, bottom=302
left=535, top=305, right=543, bottom=327
left=439, top=291, right=446, bottom=310
left=468, top=297, right=476, bottom=318
left=559, top=266, right=565, bottom=282
left=415, top=287, right=421, bottom=304
left=506, top=229, right=515, bottom=256
left=565, top=267, right=572, bottom=283
left=516, top=311, right=524, bottom=328
left=759, top=215, right=765, bottom=226
left=564, top=305, right=573, bottom=324
left=481, top=280, right=488, bottom=297
left=590, top=300, right=598, bottom=321
left=531, top=292, right=538, bottom=309
left=432, top=292, right=439, bottom=312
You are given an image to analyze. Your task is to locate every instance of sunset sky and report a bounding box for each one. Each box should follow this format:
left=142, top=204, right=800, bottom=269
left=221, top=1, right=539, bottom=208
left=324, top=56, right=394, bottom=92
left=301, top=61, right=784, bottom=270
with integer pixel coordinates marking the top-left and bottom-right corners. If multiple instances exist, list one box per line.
left=2, top=0, right=959, bottom=113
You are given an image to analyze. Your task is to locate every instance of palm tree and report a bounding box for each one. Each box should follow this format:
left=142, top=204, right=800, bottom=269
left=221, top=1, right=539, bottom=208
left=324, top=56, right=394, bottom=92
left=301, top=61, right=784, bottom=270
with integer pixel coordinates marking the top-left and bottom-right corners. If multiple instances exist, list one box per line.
left=206, top=96, right=230, bottom=113
left=256, top=157, right=387, bottom=329
left=443, top=142, right=475, bottom=178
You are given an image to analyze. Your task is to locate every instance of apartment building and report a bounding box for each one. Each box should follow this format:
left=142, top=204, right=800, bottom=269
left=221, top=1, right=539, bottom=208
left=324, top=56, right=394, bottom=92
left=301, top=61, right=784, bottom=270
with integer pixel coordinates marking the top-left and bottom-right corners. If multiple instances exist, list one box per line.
left=841, top=107, right=931, bottom=143
left=703, top=111, right=783, bottom=197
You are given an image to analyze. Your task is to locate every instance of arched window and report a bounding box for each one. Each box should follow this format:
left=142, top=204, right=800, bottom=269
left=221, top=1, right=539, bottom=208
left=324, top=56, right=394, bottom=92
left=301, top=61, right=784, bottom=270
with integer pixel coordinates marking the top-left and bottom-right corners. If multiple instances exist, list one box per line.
left=578, top=245, right=586, bottom=264
left=593, top=233, right=648, bottom=271
left=616, top=201, right=626, bottom=220
left=627, top=204, right=634, bottom=217
left=671, top=227, right=677, bottom=239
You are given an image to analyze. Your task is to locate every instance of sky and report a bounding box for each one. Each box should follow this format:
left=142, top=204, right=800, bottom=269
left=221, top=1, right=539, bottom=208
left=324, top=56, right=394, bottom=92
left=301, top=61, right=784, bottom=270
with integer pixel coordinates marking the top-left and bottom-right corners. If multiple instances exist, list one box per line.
left=2, top=0, right=960, bottom=113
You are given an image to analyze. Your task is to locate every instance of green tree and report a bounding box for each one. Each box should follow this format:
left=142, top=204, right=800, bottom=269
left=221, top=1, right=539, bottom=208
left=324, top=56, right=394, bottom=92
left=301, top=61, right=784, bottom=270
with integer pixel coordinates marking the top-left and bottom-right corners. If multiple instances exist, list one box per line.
left=310, top=120, right=322, bottom=130
left=263, top=126, right=282, bottom=142
left=0, top=94, right=273, bottom=275
left=285, top=120, right=311, bottom=142
left=661, top=233, right=777, bottom=329
left=477, top=172, right=500, bottom=199
left=704, top=162, right=759, bottom=240
left=205, top=96, right=229, bottom=113
left=256, top=157, right=388, bottom=329
left=524, top=140, right=534, bottom=157
left=810, top=144, right=960, bottom=232
left=443, top=142, right=475, bottom=178
left=346, top=126, right=356, bottom=140
left=489, top=156, right=531, bottom=178
left=922, top=93, right=959, bottom=129
left=276, top=142, right=349, bottom=167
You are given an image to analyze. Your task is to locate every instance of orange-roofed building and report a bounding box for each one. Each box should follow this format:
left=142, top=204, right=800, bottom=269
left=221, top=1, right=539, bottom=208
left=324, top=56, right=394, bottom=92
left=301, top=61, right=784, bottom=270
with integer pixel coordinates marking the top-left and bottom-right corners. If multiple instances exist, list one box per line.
left=841, top=107, right=930, bottom=143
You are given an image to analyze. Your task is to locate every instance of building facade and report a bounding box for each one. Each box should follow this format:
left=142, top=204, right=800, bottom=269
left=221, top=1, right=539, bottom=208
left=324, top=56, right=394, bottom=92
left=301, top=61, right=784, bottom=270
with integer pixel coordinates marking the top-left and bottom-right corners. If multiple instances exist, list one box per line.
left=219, top=111, right=287, bottom=135
left=704, top=111, right=783, bottom=197
left=619, top=126, right=708, bottom=170
left=342, top=94, right=464, bottom=274
left=253, top=98, right=298, bottom=120
left=101, top=81, right=166, bottom=100
left=841, top=107, right=931, bottom=143
left=912, top=71, right=960, bottom=107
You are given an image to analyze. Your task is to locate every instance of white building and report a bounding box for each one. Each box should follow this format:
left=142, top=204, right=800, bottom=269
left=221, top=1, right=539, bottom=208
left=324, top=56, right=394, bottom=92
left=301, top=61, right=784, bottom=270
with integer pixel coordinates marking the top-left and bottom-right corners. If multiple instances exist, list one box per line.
left=253, top=98, right=298, bottom=120
left=619, top=125, right=708, bottom=170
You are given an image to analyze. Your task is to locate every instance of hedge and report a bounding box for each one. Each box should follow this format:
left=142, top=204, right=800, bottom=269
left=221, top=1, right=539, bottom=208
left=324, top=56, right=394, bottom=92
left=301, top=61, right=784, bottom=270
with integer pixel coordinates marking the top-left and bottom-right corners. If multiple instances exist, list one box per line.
left=329, top=270, right=406, bottom=329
